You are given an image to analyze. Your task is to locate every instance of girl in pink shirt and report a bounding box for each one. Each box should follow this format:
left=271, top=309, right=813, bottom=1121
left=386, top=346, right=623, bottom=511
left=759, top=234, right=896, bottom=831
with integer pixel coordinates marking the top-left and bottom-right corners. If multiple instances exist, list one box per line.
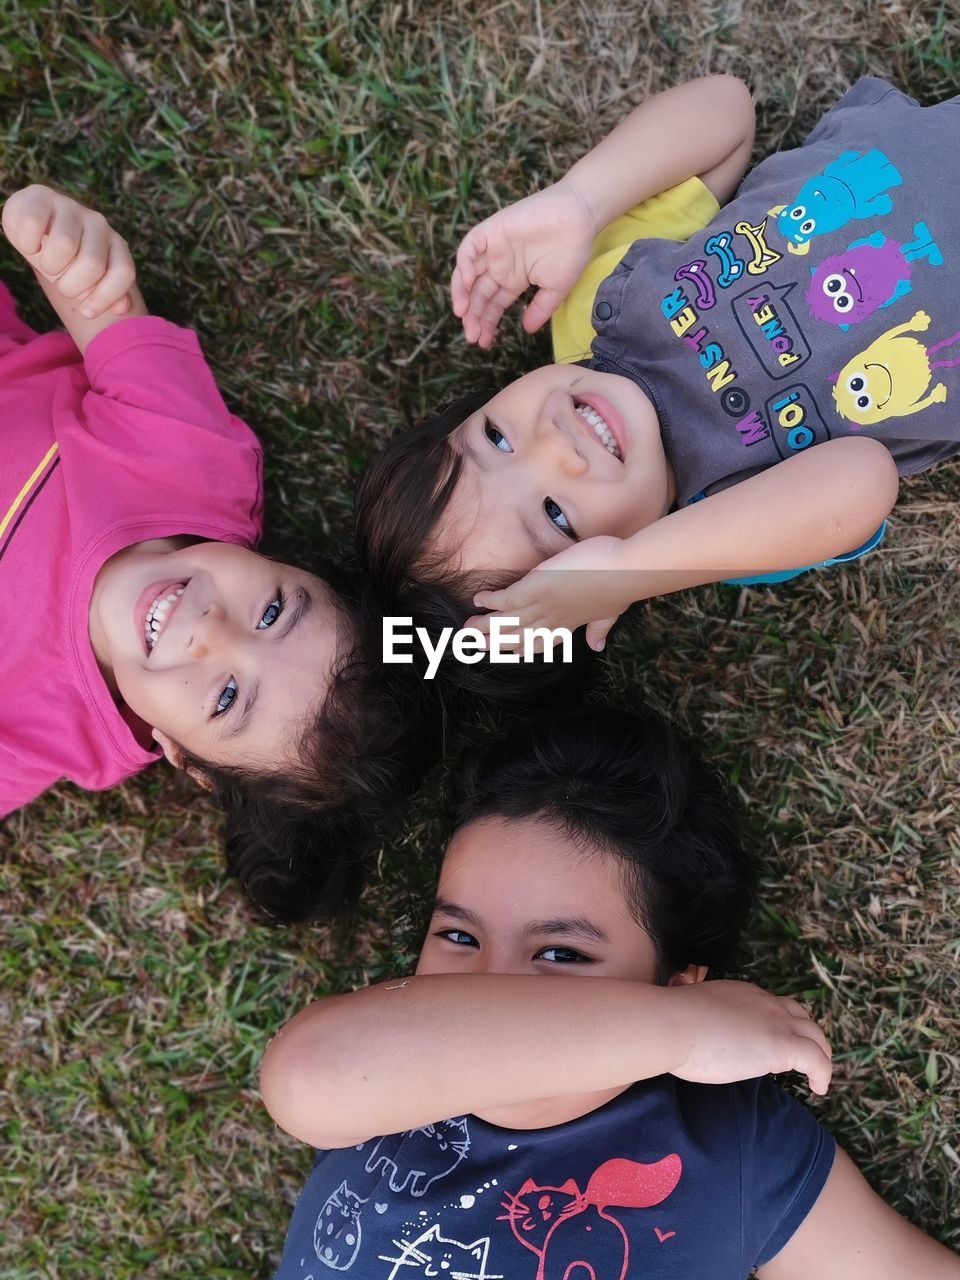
left=0, top=184, right=427, bottom=919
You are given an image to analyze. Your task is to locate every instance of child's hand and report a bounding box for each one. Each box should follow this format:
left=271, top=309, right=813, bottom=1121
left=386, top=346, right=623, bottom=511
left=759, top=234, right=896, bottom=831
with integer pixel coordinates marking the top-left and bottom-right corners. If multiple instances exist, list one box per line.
left=667, top=981, right=833, bottom=1096
left=2, top=184, right=136, bottom=319
left=467, top=535, right=632, bottom=652
left=451, top=181, right=598, bottom=348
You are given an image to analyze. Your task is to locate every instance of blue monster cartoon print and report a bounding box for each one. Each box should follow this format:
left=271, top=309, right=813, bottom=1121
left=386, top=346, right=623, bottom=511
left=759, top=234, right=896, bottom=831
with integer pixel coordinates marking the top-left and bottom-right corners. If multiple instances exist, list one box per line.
left=772, top=149, right=902, bottom=255
left=806, top=221, right=944, bottom=329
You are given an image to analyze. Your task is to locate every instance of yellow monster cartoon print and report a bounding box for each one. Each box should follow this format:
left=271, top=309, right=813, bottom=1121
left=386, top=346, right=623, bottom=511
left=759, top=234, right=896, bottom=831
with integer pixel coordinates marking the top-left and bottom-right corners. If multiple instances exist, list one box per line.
left=832, top=310, right=960, bottom=426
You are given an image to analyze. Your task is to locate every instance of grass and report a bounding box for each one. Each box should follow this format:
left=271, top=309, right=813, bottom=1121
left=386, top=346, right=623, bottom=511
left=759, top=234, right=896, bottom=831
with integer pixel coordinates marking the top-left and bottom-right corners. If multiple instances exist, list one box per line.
left=1, top=1, right=959, bottom=1274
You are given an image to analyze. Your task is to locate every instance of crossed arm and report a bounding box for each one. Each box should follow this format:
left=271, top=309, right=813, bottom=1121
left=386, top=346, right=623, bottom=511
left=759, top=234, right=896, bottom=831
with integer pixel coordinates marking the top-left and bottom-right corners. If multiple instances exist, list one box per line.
left=2, top=183, right=146, bottom=352
left=260, top=972, right=958, bottom=1277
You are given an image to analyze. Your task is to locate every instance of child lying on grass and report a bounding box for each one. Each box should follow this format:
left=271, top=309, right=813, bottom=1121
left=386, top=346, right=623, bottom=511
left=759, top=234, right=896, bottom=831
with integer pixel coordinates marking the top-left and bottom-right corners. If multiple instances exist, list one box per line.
left=358, top=75, right=959, bottom=659
left=260, top=708, right=959, bottom=1279
left=0, top=184, right=432, bottom=919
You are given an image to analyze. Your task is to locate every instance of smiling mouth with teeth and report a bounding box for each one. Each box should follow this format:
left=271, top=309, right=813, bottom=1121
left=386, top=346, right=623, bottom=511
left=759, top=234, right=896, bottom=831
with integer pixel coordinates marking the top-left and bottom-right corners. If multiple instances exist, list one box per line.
left=575, top=402, right=622, bottom=460
left=145, top=585, right=186, bottom=652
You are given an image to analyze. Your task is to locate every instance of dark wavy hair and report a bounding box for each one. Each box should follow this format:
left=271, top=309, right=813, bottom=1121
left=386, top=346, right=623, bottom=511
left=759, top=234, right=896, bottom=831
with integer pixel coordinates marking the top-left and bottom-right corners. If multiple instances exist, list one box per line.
left=177, top=564, right=444, bottom=923
left=447, top=706, right=758, bottom=980
left=356, top=390, right=596, bottom=708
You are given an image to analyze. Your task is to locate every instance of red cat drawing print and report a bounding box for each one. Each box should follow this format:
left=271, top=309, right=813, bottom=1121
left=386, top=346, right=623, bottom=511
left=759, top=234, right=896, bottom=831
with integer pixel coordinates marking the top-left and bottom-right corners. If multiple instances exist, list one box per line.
left=498, top=1154, right=682, bottom=1280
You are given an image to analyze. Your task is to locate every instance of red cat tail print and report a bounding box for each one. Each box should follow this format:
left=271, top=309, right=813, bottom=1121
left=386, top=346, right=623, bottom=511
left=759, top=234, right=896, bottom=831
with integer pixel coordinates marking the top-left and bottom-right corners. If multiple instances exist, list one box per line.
left=583, top=1154, right=682, bottom=1210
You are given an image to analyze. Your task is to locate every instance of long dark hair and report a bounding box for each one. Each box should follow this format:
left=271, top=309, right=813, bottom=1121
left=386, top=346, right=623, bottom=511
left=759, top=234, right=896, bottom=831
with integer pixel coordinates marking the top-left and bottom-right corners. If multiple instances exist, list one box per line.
left=448, top=706, right=758, bottom=979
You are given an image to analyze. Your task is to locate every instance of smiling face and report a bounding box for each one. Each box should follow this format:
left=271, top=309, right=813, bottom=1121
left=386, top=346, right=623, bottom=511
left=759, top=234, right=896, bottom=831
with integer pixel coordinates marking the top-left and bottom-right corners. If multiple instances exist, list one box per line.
left=432, top=365, right=674, bottom=578
left=88, top=540, right=341, bottom=771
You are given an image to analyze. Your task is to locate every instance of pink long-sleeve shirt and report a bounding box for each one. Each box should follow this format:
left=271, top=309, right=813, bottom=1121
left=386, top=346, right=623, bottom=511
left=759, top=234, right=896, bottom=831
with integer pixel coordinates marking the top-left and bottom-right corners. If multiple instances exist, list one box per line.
left=0, top=283, right=263, bottom=816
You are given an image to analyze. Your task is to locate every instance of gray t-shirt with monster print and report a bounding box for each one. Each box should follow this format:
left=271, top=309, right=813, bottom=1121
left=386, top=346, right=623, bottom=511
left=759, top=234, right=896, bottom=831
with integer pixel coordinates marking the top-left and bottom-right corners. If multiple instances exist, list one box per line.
left=273, top=1075, right=834, bottom=1280
left=587, top=77, right=960, bottom=511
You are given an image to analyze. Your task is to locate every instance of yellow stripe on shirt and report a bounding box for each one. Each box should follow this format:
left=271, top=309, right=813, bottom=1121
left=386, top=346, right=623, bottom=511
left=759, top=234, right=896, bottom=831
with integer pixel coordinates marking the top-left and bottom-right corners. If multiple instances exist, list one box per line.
left=1, top=442, right=60, bottom=540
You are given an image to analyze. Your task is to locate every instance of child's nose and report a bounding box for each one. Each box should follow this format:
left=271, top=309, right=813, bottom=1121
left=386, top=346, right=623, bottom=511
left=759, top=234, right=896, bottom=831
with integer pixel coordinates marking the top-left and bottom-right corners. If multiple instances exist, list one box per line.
left=472, top=950, right=524, bottom=977
left=185, top=600, right=230, bottom=657
left=532, top=417, right=588, bottom=478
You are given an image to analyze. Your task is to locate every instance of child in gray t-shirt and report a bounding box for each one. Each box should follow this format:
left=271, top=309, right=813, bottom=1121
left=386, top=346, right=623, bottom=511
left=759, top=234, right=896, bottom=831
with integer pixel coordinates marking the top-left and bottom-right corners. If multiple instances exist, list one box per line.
left=358, top=76, right=958, bottom=652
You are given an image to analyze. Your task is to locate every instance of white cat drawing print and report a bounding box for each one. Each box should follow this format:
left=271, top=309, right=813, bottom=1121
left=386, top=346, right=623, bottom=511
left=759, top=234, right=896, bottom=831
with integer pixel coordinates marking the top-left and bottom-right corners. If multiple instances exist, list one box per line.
left=313, top=1180, right=367, bottom=1271
left=379, top=1223, right=503, bottom=1280
left=365, top=1117, right=471, bottom=1197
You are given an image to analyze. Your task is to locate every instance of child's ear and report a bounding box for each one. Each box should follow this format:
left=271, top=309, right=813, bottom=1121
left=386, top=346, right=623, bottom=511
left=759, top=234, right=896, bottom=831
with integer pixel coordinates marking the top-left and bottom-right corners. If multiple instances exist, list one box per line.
left=151, top=729, right=215, bottom=792
left=668, top=964, right=708, bottom=987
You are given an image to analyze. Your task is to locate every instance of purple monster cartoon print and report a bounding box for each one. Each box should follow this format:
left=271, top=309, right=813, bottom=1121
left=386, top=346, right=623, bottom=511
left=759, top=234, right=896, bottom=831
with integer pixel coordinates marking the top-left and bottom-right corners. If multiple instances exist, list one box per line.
left=806, top=221, right=944, bottom=329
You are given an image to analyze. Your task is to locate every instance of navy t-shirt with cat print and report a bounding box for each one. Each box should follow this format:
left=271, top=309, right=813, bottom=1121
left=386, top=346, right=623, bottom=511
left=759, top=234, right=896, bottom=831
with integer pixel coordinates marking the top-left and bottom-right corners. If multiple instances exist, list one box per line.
left=273, top=1074, right=835, bottom=1279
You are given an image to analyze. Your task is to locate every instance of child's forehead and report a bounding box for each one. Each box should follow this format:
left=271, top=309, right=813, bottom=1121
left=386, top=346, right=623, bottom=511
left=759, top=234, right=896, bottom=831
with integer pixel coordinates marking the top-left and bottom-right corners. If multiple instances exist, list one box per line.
left=437, top=815, right=626, bottom=903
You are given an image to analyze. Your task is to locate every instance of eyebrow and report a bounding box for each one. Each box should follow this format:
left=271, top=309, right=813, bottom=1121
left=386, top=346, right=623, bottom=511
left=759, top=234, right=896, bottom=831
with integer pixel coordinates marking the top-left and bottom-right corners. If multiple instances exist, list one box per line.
left=217, top=585, right=312, bottom=740
left=432, top=896, right=484, bottom=928
left=431, top=897, right=609, bottom=945
left=521, top=917, right=610, bottom=944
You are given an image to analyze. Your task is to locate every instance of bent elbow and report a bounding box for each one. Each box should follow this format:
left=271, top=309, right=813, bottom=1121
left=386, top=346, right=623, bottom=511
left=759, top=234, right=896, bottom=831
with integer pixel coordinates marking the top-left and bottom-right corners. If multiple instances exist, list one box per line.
left=259, top=1002, right=376, bottom=1149
left=259, top=1024, right=315, bottom=1141
left=711, top=74, right=755, bottom=142
left=858, top=436, right=900, bottom=524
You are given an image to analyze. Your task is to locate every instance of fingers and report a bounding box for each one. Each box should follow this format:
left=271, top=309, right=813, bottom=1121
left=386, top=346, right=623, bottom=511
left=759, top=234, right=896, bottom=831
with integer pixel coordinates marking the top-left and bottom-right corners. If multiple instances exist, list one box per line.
left=792, top=1035, right=834, bottom=1096
left=48, top=214, right=110, bottom=297
left=451, top=230, right=486, bottom=315
left=774, top=995, right=832, bottom=1095
left=523, top=285, right=565, bottom=335
left=452, top=223, right=527, bottom=347
left=472, top=589, right=509, bottom=614
left=462, top=273, right=510, bottom=349
left=584, top=617, right=616, bottom=652
left=75, top=238, right=136, bottom=317
left=2, top=186, right=54, bottom=256
left=4, top=187, right=134, bottom=322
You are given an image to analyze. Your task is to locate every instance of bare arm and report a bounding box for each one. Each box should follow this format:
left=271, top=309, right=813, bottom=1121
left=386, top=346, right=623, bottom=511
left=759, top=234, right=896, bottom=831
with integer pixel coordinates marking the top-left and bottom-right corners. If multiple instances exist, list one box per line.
left=758, top=1148, right=960, bottom=1280
left=610, top=434, right=899, bottom=593
left=259, top=976, right=831, bottom=1148
left=470, top=436, right=900, bottom=650
left=452, top=76, right=755, bottom=346
left=2, top=184, right=147, bottom=354
left=561, top=73, right=755, bottom=224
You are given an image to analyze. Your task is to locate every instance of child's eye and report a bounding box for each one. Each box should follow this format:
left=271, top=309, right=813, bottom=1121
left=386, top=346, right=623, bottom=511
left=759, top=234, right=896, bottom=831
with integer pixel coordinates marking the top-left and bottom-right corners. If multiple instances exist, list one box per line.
left=214, top=676, right=238, bottom=717
left=483, top=419, right=512, bottom=452
left=544, top=498, right=576, bottom=538
left=436, top=928, right=479, bottom=948
left=536, top=946, right=591, bottom=964
left=257, top=589, right=284, bottom=629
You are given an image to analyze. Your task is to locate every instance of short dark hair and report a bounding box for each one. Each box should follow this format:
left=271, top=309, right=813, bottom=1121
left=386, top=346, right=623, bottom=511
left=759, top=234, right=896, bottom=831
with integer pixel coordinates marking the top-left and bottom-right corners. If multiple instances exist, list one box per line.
left=178, top=566, right=444, bottom=923
left=447, top=706, right=757, bottom=979
left=356, top=391, right=596, bottom=708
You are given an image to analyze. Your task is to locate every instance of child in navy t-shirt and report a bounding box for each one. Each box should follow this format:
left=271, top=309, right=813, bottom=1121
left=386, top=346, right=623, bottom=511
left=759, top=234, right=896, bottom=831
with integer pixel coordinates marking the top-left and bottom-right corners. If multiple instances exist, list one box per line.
left=260, top=709, right=958, bottom=1279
